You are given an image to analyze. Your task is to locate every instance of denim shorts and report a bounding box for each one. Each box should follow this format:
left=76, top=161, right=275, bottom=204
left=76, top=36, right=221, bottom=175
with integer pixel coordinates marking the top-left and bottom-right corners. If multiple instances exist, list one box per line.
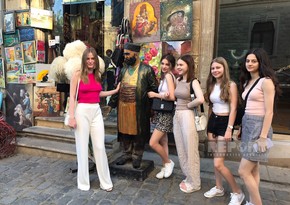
left=240, top=114, right=273, bottom=162
left=207, top=113, right=229, bottom=137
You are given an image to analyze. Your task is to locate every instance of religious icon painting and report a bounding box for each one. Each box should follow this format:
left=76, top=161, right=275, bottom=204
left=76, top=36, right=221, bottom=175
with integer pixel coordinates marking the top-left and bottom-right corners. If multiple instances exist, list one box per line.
left=14, top=44, right=23, bottom=60
left=162, top=40, right=192, bottom=59
left=139, top=42, right=162, bottom=78
left=130, top=0, right=160, bottom=43
left=16, top=10, right=31, bottom=27
left=160, top=0, right=193, bottom=41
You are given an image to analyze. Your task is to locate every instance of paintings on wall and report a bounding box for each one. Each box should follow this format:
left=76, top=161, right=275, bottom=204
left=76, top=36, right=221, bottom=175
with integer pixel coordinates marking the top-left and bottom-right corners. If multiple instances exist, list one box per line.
left=130, top=1, right=160, bottom=43
left=3, top=31, right=20, bottom=47
left=160, top=0, right=193, bottom=41
left=5, top=83, right=33, bottom=131
left=33, top=86, right=60, bottom=117
left=162, top=40, right=192, bottom=59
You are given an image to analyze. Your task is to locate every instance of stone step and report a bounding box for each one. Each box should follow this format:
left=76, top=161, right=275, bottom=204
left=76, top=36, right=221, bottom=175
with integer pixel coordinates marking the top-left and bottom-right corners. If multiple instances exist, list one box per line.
left=16, top=126, right=120, bottom=161
left=34, top=116, right=118, bottom=135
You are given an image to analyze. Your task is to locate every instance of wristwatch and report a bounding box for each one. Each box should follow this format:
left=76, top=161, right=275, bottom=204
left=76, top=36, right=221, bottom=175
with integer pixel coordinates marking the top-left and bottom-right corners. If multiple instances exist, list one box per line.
left=228, top=125, right=233, bottom=130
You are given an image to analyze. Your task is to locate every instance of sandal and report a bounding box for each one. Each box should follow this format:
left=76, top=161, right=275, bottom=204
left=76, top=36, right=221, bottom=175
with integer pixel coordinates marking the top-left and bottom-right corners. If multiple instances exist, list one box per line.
left=179, top=182, right=200, bottom=194
left=100, top=186, right=113, bottom=192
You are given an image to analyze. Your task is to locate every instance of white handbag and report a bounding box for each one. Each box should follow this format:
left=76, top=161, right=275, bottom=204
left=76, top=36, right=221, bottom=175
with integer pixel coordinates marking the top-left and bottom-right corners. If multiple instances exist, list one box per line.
left=194, top=112, right=207, bottom=131
left=64, top=80, right=80, bottom=126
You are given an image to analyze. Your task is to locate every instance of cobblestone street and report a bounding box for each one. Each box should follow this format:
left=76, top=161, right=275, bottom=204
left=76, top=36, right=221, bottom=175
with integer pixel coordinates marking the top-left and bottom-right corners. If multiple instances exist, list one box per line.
left=1, top=154, right=290, bottom=205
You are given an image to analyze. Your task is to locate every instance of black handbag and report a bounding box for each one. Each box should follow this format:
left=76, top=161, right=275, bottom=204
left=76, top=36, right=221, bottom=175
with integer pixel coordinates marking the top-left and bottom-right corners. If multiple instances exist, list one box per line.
left=152, top=98, right=174, bottom=112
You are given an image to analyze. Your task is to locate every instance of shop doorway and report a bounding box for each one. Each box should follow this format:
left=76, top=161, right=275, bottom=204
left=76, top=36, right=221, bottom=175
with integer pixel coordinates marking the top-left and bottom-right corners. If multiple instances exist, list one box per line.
left=63, top=1, right=104, bottom=56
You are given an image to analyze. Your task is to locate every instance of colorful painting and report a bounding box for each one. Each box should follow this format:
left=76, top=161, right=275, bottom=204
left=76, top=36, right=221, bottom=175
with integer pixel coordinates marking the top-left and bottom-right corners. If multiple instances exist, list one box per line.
left=0, top=58, right=5, bottom=88
left=30, top=8, right=53, bottom=30
left=160, top=0, right=193, bottom=41
left=0, top=29, right=3, bottom=45
left=4, top=47, right=15, bottom=63
left=21, top=41, right=37, bottom=64
left=36, top=40, right=45, bottom=51
left=130, top=1, right=160, bottom=43
left=37, top=51, right=45, bottom=62
left=139, top=42, right=162, bottom=78
left=5, top=83, right=34, bottom=131
left=16, top=10, right=31, bottom=27
left=33, top=86, right=60, bottom=117
left=3, top=31, right=20, bottom=47
left=4, top=11, right=16, bottom=33
left=162, top=40, right=192, bottom=59
left=14, top=44, right=23, bottom=60
left=23, top=63, right=36, bottom=73
left=19, top=28, right=35, bottom=42
left=6, top=60, right=23, bottom=83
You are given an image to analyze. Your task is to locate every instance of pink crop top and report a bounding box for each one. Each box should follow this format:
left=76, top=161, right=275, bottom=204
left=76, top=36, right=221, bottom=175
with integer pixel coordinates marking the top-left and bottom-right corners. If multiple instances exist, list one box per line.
left=78, top=73, right=102, bottom=103
left=242, top=77, right=266, bottom=116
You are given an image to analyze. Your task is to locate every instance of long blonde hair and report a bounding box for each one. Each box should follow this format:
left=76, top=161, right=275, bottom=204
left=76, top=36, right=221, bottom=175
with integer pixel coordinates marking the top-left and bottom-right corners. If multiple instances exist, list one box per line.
left=205, top=57, right=231, bottom=104
left=80, top=47, right=101, bottom=83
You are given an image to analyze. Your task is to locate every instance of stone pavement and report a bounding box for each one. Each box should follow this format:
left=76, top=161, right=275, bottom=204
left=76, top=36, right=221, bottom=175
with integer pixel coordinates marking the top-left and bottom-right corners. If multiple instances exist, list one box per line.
left=1, top=153, right=290, bottom=205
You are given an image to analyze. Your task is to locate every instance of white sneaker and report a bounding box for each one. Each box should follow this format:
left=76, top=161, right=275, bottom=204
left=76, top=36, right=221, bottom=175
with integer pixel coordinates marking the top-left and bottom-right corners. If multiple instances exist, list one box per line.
left=164, top=160, right=174, bottom=178
left=156, top=168, right=165, bottom=179
left=244, top=201, right=254, bottom=205
left=204, top=186, right=225, bottom=198
left=228, top=192, right=245, bottom=205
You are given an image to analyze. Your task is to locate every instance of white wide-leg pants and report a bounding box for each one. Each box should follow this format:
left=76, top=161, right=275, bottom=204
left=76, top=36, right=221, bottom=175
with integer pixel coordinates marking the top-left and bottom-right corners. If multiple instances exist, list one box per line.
left=173, top=110, right=201, bottom=189
left=74, top=103, right=113, bottom=191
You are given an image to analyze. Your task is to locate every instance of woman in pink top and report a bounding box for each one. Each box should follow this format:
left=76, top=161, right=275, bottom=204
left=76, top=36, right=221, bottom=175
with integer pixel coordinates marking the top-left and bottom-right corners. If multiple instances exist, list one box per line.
left=238, top=48, right=281, bottom=205
left=67, top=47, right=120, bottom=192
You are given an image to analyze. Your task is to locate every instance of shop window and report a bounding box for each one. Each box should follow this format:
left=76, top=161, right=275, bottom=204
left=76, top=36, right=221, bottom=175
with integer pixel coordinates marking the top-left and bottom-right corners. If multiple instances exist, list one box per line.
left=250, top=22, right=275, bottom=55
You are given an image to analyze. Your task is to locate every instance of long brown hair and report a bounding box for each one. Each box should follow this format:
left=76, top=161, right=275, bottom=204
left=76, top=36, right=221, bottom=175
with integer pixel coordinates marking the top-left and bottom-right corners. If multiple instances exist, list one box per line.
left=80, top=47, right=101, bottom=83
left=205, top=57, right=231, bottom=104
left=178, top=54, right=195, bottom=83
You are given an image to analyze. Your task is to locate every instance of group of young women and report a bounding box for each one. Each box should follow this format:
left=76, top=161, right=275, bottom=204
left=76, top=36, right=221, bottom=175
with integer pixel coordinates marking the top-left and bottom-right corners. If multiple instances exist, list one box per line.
left=68, top=46, right=279, bottom=205
left=148, top=48, right=279, bottom=205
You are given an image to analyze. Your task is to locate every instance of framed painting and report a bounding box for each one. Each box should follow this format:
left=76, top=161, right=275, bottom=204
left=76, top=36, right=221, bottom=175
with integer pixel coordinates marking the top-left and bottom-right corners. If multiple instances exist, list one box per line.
left=4, top=11, right=16, bottom=33
left=21, top=40, right=37, bottom=64
left=14, top=44, right=23, bottom=60
left=130, top=1, right=160, bottom=43
left=139, top=42, right=162, bottom=78
left=23, top=63, right=36, bottom=73
left=33, top=86, right=60, bottom=117
left=0, top=46, right=3, bottom=58
left=0, top=29, right=3, bottom=45
left=4, top=47, right=15, bottom=63
left=0, top=58, right=5, bottom=88
left=19, top=28, right=35, bottom=42
left=37, top=51, right=45, bottom=63
left=5, top=83, right=34, bottom=131
left=160, top=0, right=193, bottom=41
left=3, top=30, right=20, bottom=47
left=16, top=10, right=31, bottom=27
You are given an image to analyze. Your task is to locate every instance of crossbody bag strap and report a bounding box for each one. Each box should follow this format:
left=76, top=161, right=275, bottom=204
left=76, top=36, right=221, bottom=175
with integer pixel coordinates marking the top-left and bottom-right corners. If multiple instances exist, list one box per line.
left=190, top=79, right=204, bottom=113
left=244, top=77, right=261, bottom=106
